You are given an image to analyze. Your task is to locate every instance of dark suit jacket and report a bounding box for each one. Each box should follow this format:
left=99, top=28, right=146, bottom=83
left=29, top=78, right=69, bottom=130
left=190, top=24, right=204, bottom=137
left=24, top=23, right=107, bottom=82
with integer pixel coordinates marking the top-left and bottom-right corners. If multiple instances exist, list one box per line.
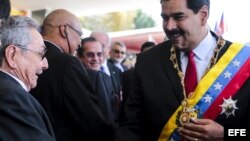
left=107, top=61, right=122, bottom=95
left=0, top=71, right=55, bottom=141
left=86, top=69, right=117, bottom=125
left=30, top=41, right=114, bottom=141
left=120, top=68, right=135, bottom=119
left=115, top=37, right=250, bottom=141
left=107, top=61, right=123, bottom=119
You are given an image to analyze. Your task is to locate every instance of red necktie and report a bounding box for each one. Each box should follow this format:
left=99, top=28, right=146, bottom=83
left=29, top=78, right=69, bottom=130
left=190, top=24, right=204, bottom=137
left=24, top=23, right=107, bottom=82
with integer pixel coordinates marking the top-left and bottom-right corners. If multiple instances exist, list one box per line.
left=184, top=51, right=197, bottom=96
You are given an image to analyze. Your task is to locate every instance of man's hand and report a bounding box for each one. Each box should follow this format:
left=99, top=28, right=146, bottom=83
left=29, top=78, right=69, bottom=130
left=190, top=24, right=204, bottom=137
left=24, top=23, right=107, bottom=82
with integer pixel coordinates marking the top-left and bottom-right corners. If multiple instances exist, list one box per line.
left=178, top=118, right=224, bottom=141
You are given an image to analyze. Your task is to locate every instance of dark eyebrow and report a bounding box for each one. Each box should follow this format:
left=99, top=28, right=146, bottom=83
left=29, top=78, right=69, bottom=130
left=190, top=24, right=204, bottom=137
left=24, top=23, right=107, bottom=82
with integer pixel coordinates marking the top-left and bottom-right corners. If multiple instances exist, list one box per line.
left=173, top=12, right=185, bottom=16
left=161, top=12, right=185, bottom=18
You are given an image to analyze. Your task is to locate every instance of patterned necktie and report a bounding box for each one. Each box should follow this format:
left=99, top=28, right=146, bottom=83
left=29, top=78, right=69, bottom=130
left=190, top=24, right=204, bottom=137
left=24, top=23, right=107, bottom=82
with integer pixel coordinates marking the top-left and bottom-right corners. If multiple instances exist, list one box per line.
left=184, top=51, right=198, bottom=96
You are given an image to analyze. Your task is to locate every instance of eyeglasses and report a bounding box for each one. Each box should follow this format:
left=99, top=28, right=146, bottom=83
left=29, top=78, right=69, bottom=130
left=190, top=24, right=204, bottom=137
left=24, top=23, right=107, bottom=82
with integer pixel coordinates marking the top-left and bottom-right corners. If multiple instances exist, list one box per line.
left=113, top=49, right=125, bottom=55
left=66, top=24, right=84, bottom=39
left=84, top=52, right=103, bottom=58
left=15, top=45, right=47, bottom=60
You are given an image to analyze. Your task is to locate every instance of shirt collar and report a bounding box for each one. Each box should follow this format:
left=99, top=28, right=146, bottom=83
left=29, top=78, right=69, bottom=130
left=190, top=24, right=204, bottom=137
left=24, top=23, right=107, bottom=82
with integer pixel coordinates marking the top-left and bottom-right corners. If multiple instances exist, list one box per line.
left=102, top=59, right=108, bottom=67
left=181, top=31, right=216, bottom=60
left=101, top=59, right=111, bottom=76
left=0, top=69, right=28, bottom=91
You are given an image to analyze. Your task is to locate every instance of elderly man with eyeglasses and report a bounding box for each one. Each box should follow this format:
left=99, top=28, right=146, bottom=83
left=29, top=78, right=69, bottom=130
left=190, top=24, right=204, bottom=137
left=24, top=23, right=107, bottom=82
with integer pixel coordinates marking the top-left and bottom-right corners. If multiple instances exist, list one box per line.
left=0, top=16, right=55, bottom=141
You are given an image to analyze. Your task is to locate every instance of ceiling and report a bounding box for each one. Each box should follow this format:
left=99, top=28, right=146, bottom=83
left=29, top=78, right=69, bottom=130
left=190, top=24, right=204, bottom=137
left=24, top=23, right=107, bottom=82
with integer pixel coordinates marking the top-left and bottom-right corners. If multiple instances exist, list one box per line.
left=10, top=0, right=161, bottom=17
left=10, top=0, right=165, bottom=51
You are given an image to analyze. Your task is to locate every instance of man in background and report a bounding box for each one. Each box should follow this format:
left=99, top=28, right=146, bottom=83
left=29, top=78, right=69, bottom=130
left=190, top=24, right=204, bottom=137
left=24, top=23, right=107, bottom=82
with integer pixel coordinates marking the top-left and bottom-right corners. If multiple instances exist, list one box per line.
left=140, top=41, right=156, bottom=52
left=90, top=31, right=122, bottom=121
left=109, top=41, right=128, bottom=72
left=77, top=37, right=104, bottom=71
left=77, top=37, right=117, bottom=125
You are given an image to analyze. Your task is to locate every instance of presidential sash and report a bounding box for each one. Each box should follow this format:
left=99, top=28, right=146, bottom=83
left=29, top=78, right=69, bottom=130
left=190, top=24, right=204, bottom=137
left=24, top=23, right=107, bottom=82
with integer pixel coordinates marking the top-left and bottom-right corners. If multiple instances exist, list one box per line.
left=158, top=43, right=250, bottom=141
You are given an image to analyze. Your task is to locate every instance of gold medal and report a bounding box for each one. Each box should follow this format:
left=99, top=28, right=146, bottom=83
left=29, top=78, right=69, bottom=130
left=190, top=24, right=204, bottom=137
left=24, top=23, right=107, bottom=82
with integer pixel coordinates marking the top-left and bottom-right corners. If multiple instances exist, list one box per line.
left=179, top=112, right=190, bottom=125
left=178, top=99, right=198, bottom=125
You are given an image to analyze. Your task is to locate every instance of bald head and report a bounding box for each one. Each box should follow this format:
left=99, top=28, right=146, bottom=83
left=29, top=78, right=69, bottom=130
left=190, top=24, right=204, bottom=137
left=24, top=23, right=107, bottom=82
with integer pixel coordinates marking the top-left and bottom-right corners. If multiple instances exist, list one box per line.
left=90, top=31, right=110, bottom=46
left=42, top=9, right=82, bottom=36
left=41, top=9, right=83, bottom=55
left=90, top=31, right=111, bottom=59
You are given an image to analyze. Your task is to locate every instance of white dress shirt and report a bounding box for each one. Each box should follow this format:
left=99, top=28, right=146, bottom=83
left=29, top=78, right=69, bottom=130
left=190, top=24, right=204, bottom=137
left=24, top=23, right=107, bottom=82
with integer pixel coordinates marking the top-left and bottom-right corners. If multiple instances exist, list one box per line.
left=180, top=31, right=217, bottom=81
left=114, top=63, right=124, bottom=72
left=101, top=59, right=111, bottom=76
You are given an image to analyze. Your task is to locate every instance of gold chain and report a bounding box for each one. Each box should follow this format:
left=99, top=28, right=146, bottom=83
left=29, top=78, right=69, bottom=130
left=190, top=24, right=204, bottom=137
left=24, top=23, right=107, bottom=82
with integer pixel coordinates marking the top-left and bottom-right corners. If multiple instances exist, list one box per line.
left=170, top=36, right=225, bottom=98
left=170, top=36, right=226, bottom=125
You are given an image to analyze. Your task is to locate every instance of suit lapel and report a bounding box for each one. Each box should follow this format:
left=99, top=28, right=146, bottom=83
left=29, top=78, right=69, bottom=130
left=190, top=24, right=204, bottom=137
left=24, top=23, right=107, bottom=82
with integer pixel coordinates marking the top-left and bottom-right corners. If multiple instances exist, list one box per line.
left=107, top=62, right=119, bottom=94
left=160, top=42, right=184, bottom=102
left=101, top=72, right=113, bottom=96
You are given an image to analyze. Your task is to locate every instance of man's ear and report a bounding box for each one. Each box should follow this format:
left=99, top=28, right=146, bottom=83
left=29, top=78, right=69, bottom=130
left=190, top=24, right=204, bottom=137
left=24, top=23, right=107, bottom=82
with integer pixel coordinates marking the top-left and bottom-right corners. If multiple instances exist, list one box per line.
left=199, top=5, right=209, bottom=26
left=5, top=45, right=18, bottom=69
left=59, top=25, right=67, bottom=38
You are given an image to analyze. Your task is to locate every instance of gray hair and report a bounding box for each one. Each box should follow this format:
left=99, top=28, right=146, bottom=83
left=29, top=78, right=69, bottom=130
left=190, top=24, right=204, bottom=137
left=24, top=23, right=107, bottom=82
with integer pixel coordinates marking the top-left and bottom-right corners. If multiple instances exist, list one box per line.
left=111, top=41, right=126, bottom=49
left=0, top=16, right=40, bottom=65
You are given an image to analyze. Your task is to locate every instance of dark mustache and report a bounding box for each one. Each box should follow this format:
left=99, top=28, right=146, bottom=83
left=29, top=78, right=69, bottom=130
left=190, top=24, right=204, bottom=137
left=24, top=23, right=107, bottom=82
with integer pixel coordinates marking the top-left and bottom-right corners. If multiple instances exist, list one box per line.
left=166, top=28, right=184, bottom=37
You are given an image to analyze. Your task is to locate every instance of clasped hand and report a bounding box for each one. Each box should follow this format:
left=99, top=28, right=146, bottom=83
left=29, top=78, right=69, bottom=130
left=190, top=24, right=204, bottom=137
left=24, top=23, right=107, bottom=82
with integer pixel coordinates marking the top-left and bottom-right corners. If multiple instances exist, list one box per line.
left=178, top=118, right=224, bottom=141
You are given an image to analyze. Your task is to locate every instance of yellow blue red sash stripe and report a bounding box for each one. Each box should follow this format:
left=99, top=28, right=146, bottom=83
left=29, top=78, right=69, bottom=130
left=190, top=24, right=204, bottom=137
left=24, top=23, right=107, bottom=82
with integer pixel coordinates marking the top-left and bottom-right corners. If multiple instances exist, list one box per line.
left=158, top=43, right=250, bottom=141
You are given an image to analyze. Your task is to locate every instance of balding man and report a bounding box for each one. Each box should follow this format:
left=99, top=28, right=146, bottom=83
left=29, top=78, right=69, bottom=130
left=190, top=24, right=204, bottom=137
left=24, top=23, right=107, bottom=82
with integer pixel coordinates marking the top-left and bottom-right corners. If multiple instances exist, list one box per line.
left=30, top=9, right=114, bottom=141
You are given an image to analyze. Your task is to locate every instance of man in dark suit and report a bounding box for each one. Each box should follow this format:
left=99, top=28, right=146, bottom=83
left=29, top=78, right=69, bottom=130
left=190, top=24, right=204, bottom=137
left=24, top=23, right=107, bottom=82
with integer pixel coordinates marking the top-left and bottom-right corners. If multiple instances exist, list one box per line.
left=0, top=16, right=55, bottom=141
left=90, top=31, right=123, bottom=121
left=115, top=0, right=250, bottom=141
left=86, top=69, right=116, bottom=124
left=109, top=41, right=128, bottom=72
left=106, top=60, right=122, bottom=117
left=30, top=9, right=113, bottom=141
left=77, top=37, right=117, bottom=124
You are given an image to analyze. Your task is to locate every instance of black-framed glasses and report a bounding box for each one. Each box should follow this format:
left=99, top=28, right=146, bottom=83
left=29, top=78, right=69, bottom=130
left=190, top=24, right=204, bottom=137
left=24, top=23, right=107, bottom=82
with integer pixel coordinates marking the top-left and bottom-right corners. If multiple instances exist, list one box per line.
left=84, top=52, right=103, bottom=58
left=66, top=24, right=84, bottom=39
left=15, top=45, right=47, bottom=60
